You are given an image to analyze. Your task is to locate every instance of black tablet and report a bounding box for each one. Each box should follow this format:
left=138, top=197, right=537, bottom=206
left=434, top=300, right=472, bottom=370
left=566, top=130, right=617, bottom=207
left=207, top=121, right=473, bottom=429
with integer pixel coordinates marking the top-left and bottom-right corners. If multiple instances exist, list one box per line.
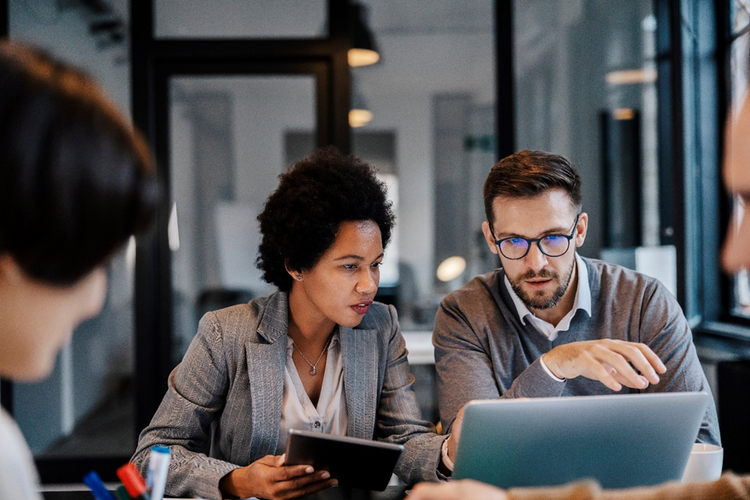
left=284, top=429, right=404, bottom=491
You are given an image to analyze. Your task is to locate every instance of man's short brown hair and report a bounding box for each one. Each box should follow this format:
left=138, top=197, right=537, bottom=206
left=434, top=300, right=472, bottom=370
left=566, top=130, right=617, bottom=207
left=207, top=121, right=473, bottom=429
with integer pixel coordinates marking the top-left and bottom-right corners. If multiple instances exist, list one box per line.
left=483, top=150, right=582, bottom=225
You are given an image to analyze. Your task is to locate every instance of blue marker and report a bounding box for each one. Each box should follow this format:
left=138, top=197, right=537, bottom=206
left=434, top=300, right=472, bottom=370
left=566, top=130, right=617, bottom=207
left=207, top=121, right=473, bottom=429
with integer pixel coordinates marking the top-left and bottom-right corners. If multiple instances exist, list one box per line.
left=145, top=445, right=171, bottom=500
left=83, top=471, right=116, bottom=500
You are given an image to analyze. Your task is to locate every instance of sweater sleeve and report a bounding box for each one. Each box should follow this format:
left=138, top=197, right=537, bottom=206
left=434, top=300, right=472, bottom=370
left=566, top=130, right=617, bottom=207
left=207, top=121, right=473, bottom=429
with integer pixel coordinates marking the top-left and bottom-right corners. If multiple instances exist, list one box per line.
left=434, top=293, right=565, bottom=433
left=639, top=281, right=721, bottom=445
left=434, top=294, right=504, bottom=434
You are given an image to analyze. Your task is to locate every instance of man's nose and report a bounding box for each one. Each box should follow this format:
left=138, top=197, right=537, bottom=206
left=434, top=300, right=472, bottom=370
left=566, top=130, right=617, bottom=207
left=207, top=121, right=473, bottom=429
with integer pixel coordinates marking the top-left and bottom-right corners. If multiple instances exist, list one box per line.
left=523, top=242, right=548, bottom=270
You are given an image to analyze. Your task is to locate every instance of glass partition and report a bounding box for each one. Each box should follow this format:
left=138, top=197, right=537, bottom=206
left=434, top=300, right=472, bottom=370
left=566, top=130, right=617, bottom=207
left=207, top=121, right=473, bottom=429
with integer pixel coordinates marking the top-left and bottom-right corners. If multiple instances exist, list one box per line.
left=352, top=0, right=497, bottom=332
left=513, top=1, right=673, bottom=294
left=155, top=0, right=328, bottom=39
left=169, top=75, right=317, bottom=363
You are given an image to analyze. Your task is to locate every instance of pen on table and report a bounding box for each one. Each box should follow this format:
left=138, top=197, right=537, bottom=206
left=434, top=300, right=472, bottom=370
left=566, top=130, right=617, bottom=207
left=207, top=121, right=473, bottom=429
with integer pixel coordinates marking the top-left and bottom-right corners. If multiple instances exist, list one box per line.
left=83, top=470, right=116, bottom=500
left=117, top=462, right=151, bottom=500
left=115, top=484, right=132, bottom=500
left=145, top=445, right=170, bottom=500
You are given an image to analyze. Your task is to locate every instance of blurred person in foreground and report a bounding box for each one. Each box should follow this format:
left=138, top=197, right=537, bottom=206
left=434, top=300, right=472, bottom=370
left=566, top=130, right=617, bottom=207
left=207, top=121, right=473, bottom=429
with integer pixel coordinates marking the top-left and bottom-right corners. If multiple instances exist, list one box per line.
left=0, top=41, right=157, bottom=499
left=408, top=74, right=750, bottom=500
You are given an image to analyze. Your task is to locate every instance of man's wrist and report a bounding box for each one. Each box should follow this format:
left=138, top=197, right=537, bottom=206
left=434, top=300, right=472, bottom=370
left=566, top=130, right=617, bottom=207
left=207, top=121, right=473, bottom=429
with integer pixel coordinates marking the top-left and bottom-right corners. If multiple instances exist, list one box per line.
left=440, top=436, right=455, bottom=474
left=540, top=354, right=566, bottom=382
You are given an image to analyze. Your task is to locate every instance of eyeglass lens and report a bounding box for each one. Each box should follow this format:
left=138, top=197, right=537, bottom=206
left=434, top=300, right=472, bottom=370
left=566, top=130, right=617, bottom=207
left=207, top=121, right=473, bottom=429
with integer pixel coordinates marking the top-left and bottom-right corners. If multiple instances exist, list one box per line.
left=499, top=235, right=570, bottom=259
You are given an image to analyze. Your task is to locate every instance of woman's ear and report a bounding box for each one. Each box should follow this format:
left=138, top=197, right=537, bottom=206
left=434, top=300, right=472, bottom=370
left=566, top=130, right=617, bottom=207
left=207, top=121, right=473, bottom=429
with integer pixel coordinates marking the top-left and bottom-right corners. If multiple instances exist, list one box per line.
left=284, top=260, right=303, bottom=282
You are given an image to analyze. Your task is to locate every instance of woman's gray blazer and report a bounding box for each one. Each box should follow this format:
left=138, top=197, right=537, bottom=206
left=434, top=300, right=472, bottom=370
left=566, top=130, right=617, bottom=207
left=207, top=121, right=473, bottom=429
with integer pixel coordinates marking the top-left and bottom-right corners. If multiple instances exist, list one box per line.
left=132, top=291, right=446, bottom=500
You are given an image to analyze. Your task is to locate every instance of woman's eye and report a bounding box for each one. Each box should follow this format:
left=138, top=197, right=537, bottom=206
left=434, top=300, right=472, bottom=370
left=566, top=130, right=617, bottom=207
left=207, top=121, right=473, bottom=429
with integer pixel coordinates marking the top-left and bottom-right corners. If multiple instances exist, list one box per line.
left=372, top=261, right=383, bottom=268
left=343, top=264, right=357, bottom=270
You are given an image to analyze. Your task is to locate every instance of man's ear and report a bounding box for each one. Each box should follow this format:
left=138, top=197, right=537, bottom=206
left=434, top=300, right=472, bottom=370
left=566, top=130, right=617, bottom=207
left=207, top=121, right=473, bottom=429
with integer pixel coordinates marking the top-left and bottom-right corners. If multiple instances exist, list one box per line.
left=574, top=212, right=589, bottom=248
left=481, top=221, right=500, bottom=255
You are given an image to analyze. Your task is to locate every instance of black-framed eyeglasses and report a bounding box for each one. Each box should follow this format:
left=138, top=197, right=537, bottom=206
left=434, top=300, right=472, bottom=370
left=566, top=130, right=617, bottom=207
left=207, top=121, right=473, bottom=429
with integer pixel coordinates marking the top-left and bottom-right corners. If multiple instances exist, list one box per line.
left=493, top=214, right=581, bottom=260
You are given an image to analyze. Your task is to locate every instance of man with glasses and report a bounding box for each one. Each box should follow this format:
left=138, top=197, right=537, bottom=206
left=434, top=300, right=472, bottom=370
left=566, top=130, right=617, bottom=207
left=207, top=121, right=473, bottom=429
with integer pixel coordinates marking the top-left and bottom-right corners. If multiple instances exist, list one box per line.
left=433, top=150, right=719, bottom=461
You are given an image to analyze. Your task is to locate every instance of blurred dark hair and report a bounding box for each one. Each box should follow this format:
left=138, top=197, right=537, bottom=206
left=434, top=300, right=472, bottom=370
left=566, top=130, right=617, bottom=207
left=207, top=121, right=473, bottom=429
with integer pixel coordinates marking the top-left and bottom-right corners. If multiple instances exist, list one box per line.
left=0, top=42, right=158, bottom=285
left=483, top=149, right=582, bottom=226
left=257, top=146, right=394, bottom=292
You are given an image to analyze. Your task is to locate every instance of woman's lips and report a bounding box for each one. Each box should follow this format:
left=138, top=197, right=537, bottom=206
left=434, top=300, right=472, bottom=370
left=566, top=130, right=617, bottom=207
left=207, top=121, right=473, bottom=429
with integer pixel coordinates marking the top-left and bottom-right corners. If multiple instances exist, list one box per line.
left=350, top=300, right=373, bottom=315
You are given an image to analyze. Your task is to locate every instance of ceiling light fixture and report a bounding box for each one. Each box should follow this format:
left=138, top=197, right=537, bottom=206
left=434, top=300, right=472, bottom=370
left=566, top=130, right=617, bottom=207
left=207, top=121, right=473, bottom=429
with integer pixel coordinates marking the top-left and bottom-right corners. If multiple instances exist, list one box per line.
left=348, top=3, right=380, bottom=67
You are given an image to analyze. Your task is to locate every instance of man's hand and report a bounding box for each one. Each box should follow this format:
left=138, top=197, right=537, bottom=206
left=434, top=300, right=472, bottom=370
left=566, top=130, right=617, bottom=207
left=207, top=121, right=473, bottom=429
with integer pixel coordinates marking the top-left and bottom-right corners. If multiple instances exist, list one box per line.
left=410, top=479, right=507, bottom=500
left=542, top=339, right=666, bottom=391
left=219, top=454, right=337, bottom=500
left=446, top=406, right=465, bottom=464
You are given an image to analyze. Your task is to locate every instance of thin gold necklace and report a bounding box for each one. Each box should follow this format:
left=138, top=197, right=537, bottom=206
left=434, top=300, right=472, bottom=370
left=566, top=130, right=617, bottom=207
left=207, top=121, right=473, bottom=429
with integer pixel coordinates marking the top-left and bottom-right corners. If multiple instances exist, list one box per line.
left=292, top=334, right=333, bottom=376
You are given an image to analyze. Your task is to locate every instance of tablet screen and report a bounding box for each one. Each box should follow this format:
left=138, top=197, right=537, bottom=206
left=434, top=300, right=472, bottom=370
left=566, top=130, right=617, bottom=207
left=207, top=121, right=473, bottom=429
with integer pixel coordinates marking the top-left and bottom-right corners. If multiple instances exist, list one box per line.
left=284, top=429, right=404, bottom=491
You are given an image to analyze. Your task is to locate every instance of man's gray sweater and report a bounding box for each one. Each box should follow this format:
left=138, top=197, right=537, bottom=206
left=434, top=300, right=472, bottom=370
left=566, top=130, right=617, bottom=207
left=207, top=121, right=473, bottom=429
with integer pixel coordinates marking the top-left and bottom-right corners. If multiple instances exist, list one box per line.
left=433, top=257, right=720, bottom=445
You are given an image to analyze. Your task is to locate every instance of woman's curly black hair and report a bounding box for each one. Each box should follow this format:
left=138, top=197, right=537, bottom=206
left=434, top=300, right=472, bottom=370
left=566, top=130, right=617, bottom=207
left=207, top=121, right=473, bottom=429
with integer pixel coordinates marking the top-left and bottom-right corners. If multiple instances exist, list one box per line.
left=256, top=146, right=395, bottom=292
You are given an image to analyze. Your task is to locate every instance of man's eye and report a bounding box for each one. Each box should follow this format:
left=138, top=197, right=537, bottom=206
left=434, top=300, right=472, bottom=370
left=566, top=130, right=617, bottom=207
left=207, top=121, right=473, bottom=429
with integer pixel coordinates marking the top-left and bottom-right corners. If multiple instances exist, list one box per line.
left=544, top=235, right=566, bottom=246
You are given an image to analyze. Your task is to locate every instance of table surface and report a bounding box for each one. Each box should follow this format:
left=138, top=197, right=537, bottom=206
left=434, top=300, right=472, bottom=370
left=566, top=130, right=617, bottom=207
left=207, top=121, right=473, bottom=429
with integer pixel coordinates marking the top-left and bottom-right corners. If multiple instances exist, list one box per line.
left=41, top=485, right=410, bottom=500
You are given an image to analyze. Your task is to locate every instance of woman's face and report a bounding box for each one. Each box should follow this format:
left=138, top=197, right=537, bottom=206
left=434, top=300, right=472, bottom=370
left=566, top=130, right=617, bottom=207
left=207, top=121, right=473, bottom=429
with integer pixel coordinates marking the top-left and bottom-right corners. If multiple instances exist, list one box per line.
left=292, top=220, right=383, bottom=329
left=0, top=257, right=107, bottom=381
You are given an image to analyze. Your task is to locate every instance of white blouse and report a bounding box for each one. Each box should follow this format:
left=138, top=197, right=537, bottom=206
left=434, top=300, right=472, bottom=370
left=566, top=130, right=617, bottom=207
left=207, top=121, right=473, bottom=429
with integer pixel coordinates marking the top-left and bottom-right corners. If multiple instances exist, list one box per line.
left=276, top=331, right=348, bottom=455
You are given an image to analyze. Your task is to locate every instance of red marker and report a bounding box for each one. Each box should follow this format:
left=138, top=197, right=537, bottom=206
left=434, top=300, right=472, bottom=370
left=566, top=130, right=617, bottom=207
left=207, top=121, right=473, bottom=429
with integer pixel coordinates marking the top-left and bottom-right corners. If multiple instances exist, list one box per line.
left=116, top=462, right=151, bottom=500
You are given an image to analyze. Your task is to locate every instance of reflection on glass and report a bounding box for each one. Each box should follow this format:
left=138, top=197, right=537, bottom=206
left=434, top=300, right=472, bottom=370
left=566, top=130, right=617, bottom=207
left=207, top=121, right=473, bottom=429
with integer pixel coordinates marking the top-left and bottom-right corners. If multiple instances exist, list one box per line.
left=169, top=75, right=316, bottom=364
left=353, top=0, right=497, bottom=331
left=155, top=0, right=328, bottom=39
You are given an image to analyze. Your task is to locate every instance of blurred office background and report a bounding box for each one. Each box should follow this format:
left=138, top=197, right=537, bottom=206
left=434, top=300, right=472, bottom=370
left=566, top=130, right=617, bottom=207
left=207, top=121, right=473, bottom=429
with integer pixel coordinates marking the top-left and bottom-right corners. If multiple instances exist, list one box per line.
left=2, top=0, right=750, bottom=483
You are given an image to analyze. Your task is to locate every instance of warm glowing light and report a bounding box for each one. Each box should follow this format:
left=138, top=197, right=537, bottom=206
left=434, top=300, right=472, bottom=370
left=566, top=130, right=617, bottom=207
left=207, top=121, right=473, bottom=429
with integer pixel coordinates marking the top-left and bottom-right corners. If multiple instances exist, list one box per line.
left=436, top=256, right=467, bottom=282
left=349, top=109, right=373, bottom=128
left=605, top=68, right=657, bottom=85
left=348, top=48, right=380, bottom=67
left=613, top=108, right=635, bottom=120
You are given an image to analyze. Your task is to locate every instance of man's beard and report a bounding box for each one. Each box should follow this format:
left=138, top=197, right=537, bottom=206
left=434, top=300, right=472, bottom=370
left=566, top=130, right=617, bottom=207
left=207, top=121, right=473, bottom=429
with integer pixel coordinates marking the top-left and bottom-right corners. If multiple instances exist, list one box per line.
left=508, top=260, right=575, bottom=310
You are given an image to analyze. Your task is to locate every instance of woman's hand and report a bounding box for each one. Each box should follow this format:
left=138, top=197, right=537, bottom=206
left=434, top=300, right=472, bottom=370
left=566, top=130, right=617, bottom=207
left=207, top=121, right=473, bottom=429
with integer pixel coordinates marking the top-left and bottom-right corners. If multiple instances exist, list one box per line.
left=219, top=454, right=337, bottom=500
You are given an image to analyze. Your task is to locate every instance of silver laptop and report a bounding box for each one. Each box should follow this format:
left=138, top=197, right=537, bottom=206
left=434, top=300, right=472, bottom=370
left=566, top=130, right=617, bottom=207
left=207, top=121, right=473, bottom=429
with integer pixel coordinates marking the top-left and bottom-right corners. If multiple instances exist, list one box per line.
left=453, top=392, right=710, bottom=489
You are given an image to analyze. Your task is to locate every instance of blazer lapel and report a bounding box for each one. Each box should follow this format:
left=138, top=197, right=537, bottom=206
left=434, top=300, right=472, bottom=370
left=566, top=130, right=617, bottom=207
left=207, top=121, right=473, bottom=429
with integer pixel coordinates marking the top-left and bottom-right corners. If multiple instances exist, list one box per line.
left=341, top=326, right=380, bottom=439
left=246, top=293, right=288, bottom=458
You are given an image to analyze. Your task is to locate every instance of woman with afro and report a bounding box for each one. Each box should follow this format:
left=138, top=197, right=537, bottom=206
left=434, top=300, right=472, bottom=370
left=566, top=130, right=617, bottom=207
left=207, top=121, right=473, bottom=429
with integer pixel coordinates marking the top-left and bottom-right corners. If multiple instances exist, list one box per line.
left=133, top=147, right=450, bottom=500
